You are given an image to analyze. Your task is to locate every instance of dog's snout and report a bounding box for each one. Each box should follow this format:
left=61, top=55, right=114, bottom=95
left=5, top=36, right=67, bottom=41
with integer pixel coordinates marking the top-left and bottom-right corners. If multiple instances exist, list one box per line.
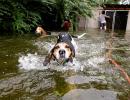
left=59, top=49, right=65, bottom=55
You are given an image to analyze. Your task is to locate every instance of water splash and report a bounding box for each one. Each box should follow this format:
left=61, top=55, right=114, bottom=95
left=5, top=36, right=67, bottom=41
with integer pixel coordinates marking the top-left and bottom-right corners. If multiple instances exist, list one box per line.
left=18, top=53, right=83, bottom=71
left=18, top=37, right=106, bottom=71
left=18, top=53, right=47, bottom=70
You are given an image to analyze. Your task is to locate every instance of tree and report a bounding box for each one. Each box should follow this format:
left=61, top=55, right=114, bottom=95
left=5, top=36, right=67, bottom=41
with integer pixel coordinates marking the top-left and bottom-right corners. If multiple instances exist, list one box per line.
left=98, top=0, right=119, bottom=5
left=40, top=0, right=98, bottom=31
left=0, top=0, right=41, bottom=35
left=0, top=0, right=117, bottom=34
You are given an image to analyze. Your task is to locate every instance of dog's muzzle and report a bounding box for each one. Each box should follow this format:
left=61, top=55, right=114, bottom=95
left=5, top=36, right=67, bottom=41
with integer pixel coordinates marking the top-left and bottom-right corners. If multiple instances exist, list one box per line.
left=59, top=49, right=66, bottom=58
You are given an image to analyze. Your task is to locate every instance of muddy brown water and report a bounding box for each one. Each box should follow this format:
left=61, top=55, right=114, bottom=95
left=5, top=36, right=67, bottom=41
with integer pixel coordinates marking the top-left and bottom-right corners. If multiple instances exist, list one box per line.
left=0, top=29, right=130, bottom=100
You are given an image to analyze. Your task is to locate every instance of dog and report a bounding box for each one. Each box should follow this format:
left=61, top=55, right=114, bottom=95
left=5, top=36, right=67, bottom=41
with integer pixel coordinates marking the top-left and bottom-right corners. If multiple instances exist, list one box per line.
left=43, top=32, right=86, bottom=66
left=35, top=25, right=51, bottom=36
left=43, top=32, right=75, bottom=66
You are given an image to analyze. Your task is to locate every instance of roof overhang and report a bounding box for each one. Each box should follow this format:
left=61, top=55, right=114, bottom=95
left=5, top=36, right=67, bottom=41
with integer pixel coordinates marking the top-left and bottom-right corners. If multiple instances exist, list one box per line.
left=102, top=4, right=130, bottom=11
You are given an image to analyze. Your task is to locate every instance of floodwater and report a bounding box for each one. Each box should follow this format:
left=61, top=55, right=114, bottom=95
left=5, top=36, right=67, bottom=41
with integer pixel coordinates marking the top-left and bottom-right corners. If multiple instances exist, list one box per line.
left=0, top=29, right=130, bottom=100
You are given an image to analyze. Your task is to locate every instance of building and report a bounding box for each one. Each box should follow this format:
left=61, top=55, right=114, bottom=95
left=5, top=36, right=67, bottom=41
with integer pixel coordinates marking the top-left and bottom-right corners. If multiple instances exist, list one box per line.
left=78, top=5, right=130, bottom=33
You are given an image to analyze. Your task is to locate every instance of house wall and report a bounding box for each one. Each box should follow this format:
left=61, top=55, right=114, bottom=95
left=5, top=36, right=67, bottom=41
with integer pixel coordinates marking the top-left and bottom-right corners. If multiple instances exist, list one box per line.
left=78, top=16, right=87, bottom=31
left=78, top=8, right=101, bottom=31
left=125, top=11, right=130, bottom=42
left=126, top=11, right=130, bottom=32
left=78, top=9, right=130, bottom=32
left=86, top=9, right=100, bottom=29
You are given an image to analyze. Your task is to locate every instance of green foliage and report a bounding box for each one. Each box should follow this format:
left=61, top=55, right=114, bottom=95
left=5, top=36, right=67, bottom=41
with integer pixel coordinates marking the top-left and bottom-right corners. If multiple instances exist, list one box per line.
left=63, top=0, right=98, bottom=31
left=42, top=0, right=98, bottom=31
left=0, top=0, right=106, bottom=34
left=12, top=10, right=41, bottom=34
left=98, top=0, right=119, bottom=5
left=0, top=0, right=41, bottom=35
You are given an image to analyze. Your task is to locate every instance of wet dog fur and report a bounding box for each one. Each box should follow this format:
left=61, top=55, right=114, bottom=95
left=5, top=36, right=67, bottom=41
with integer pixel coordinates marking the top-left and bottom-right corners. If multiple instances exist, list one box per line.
left=43, top=32, right=76, bottom=66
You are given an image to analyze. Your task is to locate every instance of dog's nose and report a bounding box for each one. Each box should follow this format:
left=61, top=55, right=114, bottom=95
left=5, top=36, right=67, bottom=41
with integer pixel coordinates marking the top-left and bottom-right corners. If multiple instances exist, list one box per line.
left=59, top=49, right=65, bottom=55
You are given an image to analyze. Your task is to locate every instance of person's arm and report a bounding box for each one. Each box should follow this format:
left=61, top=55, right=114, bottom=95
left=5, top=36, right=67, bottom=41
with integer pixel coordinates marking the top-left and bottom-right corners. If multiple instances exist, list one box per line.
left=105, top=15, right=110, bottom=18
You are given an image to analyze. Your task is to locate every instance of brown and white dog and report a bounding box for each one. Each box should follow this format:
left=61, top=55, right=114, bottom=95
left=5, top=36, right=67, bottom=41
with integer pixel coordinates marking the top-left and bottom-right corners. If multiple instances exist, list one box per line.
left=35, top=25, right=51, bottom=36
left=43, top=32, right=86, bottom=66
left=43, top=32, right=75, bottom=66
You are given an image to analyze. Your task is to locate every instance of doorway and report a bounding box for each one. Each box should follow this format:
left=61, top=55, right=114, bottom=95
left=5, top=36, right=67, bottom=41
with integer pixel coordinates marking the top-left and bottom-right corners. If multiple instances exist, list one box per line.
left=106, top=11, right=128, bottom=32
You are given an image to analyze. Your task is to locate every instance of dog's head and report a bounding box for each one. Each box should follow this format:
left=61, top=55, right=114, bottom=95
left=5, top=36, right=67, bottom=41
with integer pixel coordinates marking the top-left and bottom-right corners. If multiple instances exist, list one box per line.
left=35, top=26, right=47, bottom=36
left=43, top=42, right=75, bottom=66
left=52, top=42, right=74, bottom=63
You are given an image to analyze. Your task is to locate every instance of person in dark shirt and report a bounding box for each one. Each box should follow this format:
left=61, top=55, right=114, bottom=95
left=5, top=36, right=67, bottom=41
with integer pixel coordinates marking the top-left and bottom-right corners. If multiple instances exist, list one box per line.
left=62, top=19, right=71, bottom=31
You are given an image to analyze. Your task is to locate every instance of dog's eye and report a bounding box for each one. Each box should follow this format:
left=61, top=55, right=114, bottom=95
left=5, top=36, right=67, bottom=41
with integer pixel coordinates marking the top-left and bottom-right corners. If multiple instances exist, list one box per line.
left=65, top=45, right=70, bottom=48
left=54, top=46, right=60, bottom=49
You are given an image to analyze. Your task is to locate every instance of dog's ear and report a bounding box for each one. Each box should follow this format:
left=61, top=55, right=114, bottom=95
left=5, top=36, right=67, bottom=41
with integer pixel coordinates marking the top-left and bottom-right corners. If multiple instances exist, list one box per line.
left=69, top=56, right=73, bottom=63
left=43, top=55, right=51, bottom=66
left=69, top=47, right=75, bottom=57
left=72, top=51, right=75, bottom=57
left=68, top=49, right=74, bottom=63
left=43, top=48, right=55, bottom=66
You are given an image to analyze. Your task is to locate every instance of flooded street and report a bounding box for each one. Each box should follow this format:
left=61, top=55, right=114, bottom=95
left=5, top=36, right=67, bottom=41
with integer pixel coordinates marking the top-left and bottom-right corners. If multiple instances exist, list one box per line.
left=0, top=29, right=130, bottom=100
